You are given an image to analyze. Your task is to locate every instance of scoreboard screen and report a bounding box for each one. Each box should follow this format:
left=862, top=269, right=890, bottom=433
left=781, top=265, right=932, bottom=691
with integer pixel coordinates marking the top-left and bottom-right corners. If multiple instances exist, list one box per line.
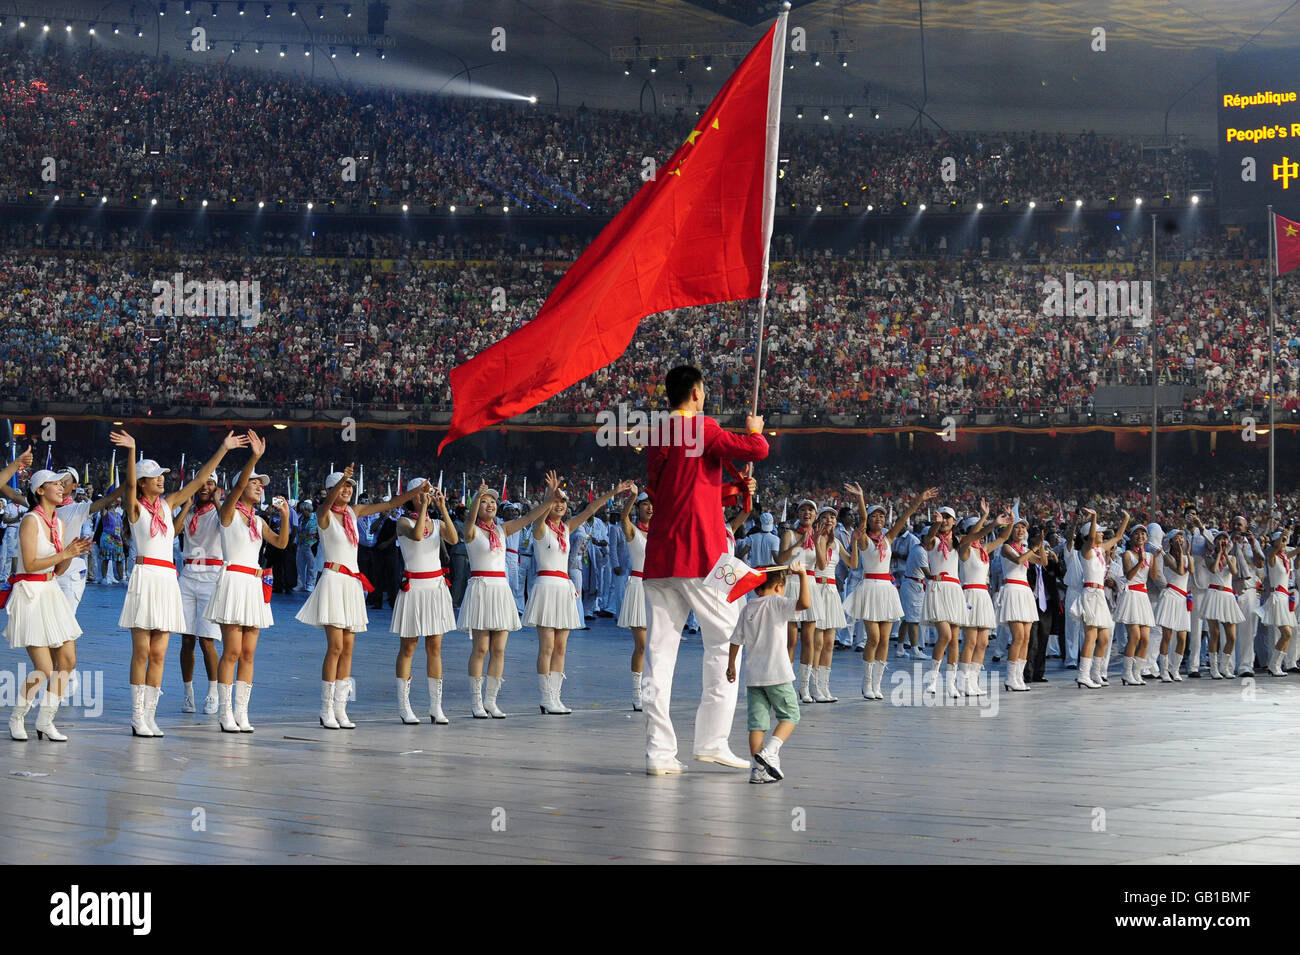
left=1217, top=50, right=1300, bottom=215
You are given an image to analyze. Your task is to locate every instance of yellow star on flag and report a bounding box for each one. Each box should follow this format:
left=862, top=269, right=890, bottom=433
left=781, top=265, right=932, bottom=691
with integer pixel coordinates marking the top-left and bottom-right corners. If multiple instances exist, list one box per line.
left=1287, top=224, right=1298, bottom=237
left=684, top=129, right=702, bottom=146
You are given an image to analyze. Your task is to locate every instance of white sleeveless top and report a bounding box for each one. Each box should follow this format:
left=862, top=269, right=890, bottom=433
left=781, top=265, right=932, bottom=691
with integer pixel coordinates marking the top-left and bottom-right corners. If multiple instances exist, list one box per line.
left=789, top=527, right=815, bottom=572
left=1268, top=552, right=1291, bottom=590
left=627, top=526, right=647, bottom=574
left=182, top=503, right=224, bottom=571
left=928, top=536, right=959, bottom=581
left=816, top=539, right=839, bottom=582
left=132, top=498, right=176, bottom=562
left=320, top=507, right=360, bottom=572
left=219, top=510, right=265, bottom=567
left=1003, top=544, right=1030, bottom=584
left=15, top=511, right=62, bottom=575
left=1124, top=550, right=1151, bottom=589
left=859, top=535, right=891, bottom=577
left=1205, top=553, right=1233, bottom=592
left=535, top=522, right=571, bottom=575
left=466, top=522, right=507, bottom=575
left=960, top=544, right=992, bottom=587
left=1082, top=549, right=1107, bottom=587
left=397, top=515, right=443, bottom=572
left=1161, top=556, right=1190, bottom=593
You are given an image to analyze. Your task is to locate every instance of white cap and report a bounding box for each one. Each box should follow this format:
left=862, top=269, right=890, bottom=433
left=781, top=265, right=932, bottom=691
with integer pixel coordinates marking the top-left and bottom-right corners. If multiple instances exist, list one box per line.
left=58, top=467, right=79, bottom=484
left=405, top=477, right=428, bottom=491
left=249, top=472, right=270, bottom=484
left=865, top=504, right=885, bottom=518
left=478, top=486, right=501, bottom=500
left=759, top=512, right=774, bottom=530
left=136, top=459, right=170, bottom=479
left=324, top=471, right=355, bottom=489
left=1163, top=529, right=1181, bottom=548
left=29, top=469, right=61, bottom=492
left=300, top=500, right=314, bottom=511
left=636, top=491, right=650, bottom=503
left=796, top=498, right=816, bottom=510
left=959, top=516, right=980, bottom=533
left=936, top=506, right=957, bottom=519
left=817, top=506, right=837, bottom=520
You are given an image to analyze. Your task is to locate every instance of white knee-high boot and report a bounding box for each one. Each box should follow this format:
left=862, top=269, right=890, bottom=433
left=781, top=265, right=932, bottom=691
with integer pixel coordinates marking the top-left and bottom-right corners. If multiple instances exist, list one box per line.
left=319, top=680, right=339, bottom=729
left=218, top=683, right=239, bottom=733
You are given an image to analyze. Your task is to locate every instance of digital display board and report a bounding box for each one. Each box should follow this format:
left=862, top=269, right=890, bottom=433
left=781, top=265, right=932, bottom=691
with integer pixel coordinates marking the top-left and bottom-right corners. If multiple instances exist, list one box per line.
left=1218, top=50, right=1300, bottom=215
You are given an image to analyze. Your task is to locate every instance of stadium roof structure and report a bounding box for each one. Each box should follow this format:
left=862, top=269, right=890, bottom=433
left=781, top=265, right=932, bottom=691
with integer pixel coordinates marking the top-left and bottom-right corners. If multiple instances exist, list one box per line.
left=18, top=0, right=1300, bottom=142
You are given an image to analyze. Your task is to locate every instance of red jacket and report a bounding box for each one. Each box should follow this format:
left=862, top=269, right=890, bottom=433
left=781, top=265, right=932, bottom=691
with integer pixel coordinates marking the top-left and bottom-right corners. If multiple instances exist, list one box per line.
left=643, top=413, right=769, bottom=579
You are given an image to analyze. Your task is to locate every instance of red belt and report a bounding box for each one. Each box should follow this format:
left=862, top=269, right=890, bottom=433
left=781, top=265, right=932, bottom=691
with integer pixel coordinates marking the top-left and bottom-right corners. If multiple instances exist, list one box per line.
left=1006, top=578, right=1031, bottom=587
left=630, top=571, right=643, bottom=578
left=1128, top=584, right=1148, bottom=594
left=471, top=571, right=507, bottom=578
left=816, top=577, right=835, bottom=585
left=537, top=570, right=570, bottom=580
left=136, top=556, right=176, bottom=573
left=935, top=574, right=960, bottom=585
left=1084, top=582, right=1104, bottom=590
left=402, top=568, right=448, bottom=592
left=226, top=564, right=259, bottom=576
left=866, top=573, right=894, bottom=582
left=1210, top=584, right=1236, bottom=596
left=962, top=584, right=988, bottom=591
left=1166, top=584, right=1188, bottom=598
left=1276, top=586, right=1292, bottom=595
left=8, top=573, right=53, bottom=583
left=185, top=558, right=223, bottom=566
left=324, top=561, right=375, bottom=593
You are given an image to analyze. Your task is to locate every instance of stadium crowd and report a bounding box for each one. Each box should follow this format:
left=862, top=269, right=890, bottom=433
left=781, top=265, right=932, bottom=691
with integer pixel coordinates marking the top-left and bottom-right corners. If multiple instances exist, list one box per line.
left=0, top=42, right=1212, bottom=213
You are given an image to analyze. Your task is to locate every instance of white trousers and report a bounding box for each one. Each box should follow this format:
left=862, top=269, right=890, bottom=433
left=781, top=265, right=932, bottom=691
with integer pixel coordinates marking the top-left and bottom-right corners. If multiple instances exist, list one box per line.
left=1187, top=593, right=1205, bottom=669
left=643, top=576, right=742, bottom=763
left=1236, top=591, right=1259, bottom=669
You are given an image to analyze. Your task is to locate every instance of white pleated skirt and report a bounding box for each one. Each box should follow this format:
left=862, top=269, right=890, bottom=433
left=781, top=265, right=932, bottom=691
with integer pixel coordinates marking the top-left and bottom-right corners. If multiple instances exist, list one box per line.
left=1154, top=590, right=1192, bottom=631
left=617, top=576, right=647, bottom=629
left=810, top=581, right=847, bottom=629
left=523, top=576, right=583, bottom=630
left=1258, top=591, right=1296, bottom=628
left=844, top=579, right=902, bottom=622
left=119, top=563, right=186, bottom=633
left=900, top=580, right=926, bottom=622
left=295, top=567, right=369, bottom=632
left=457, top=578, right=521, bottom=633
left=391, top=579, right=456, bottom=638
left=1113, top=589, right=1156, bottom=626
left=996, top=582, right=1039, bottom=623
left=963, top=587, right=997, bottom=629
left=1200, top=588, right=1245, bottom=624
left=6, top=581, right=82, bottom=648
left=204, top=571, right=274, bottom=629
left=922, top=580, right=966, bottom=625
left=1074, top=588, right=1114, bottom=629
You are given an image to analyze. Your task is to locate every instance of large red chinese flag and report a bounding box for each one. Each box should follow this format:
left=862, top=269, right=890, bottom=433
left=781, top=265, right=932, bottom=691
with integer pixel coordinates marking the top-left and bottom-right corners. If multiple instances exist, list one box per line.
left=1276, top=212, right=1300, bottom=276
left=438, top=13, right=788, bottom=453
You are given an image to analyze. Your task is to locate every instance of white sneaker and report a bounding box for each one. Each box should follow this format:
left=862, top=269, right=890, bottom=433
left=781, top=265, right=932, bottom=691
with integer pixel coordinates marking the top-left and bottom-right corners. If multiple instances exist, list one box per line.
left=754, top=748, right=784, bottom=780
left=693, top=746, right=750, bottom=769
left=749, top=765, right=777, bottom=784
left=181, top=683, right=197, bottom=714
left=203, top=689, right=219, bottom=715
left=646, top=757, right=687, bottom=776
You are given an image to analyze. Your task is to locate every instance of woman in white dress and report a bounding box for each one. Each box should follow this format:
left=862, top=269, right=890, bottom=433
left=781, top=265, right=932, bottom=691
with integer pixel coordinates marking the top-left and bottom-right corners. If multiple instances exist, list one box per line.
left=1154, top=530, right=1192, bottom=682
left=778, top=498, right=819, bottom=701
left=1200, top=532, right=1245, bottom=679
left=391, top=479, right=458, bottom=725
left=111, top=428, right=247, bottom=737
left=459, top=481, right=552, bottom=719
left=997, top=517, right=1046, bottom=692
left=1073, top=507, right=1131, bottom=689
left=205, top=432, right=290, bottom=733
left=923, top=505, right=989, bottom=699
left=1114, top=524, right=1162, bottom=686
left=810, top=506, right=856, bottom=704
left=957, top=504, right=1013, bottom=694
left=617, top=488, right=654, bottom=711
left=525, top=472, right=635, bottom=715
left=1261, top=525, right=1300, bottom=676
left=844, top=483, right=936, bottom=700
left=6, top=469, right=90, bottom=741
left=298, top=463, right=421, bottom=729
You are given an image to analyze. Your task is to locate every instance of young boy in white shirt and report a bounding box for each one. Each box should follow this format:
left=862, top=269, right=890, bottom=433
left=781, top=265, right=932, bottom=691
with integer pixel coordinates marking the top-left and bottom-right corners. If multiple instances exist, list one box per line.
left=727, top=563, right=811, bottom=783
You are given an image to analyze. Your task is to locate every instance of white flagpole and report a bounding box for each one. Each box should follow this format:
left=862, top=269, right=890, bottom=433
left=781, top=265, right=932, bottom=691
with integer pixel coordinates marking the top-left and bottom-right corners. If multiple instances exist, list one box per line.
left=748, top=3, right=790, bottom=416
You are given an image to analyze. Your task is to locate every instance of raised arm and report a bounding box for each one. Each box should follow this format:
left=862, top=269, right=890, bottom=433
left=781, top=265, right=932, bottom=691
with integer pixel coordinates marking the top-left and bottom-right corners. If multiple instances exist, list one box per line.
left=109, top=430, right=138, bottom=522
left=0, top=446, right=33, bottom=505
left=567, top=479, right=635, bottom=534
left=88, top=484, right=125, bottom=515
left=221, top=431, right=266, bottom=526
left=957, top=499, right=992, bottom=558
left=263, top=497, right=292, bottom=549
left=620, top=483, right=638, bottom=543
left=1100, top=510, right=1131, bottom=554
left=317, top=463, right=356, bottom=530
left=887, top=486, right=936, bottom=542
left=355, top=483, right=423, bottom=518
left=171, top=430, right=248, bottom=509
